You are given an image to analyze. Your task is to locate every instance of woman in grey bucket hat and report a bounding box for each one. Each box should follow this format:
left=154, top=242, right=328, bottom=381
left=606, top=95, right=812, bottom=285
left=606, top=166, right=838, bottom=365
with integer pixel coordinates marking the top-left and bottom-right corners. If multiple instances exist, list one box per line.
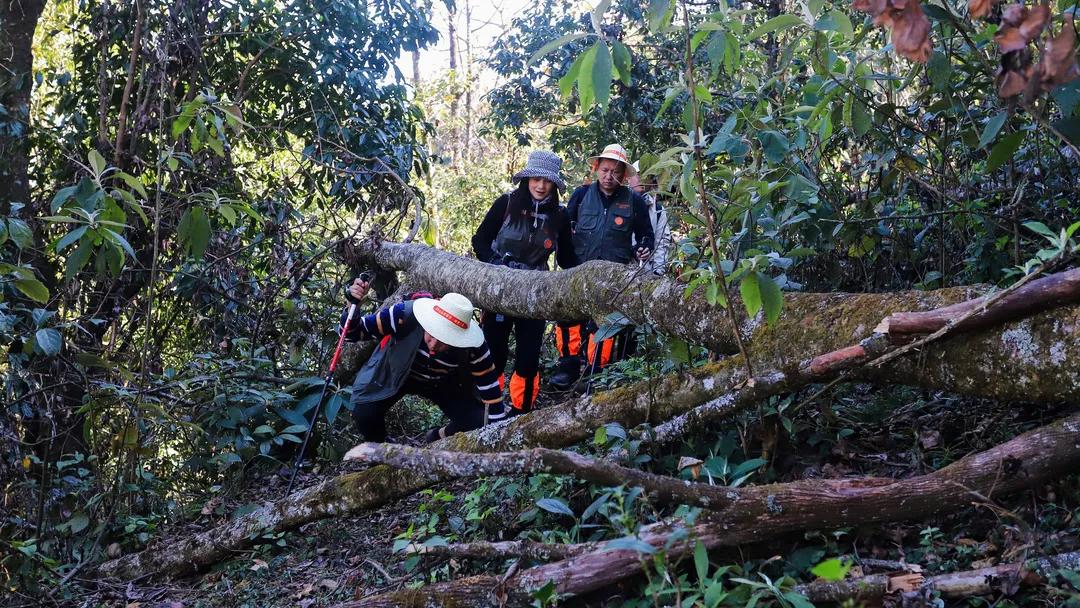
left=511, top=150, right=567, bottom=192
left=471, top=150, right=578, bottom=418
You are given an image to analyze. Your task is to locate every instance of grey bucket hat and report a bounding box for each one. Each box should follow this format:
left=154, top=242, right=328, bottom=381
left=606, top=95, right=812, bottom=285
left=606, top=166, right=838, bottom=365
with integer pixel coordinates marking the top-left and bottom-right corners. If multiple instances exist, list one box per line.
left=511, top=150, right=567, bottom=192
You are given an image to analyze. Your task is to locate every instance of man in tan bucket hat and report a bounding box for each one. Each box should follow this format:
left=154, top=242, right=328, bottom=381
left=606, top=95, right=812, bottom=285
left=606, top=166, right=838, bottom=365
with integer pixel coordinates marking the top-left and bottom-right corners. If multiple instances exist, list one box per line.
left=341, top=279, right=503, bottom=443
left=551, top=143, right=655, bottom=390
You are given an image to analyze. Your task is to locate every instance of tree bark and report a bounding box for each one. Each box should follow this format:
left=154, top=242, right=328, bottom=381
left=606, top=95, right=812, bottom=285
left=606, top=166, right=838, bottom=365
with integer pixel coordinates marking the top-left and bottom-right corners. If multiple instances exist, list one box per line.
left=340, top=411, right=1080, bottom=607
left=0, top=0, right=47, bottom=216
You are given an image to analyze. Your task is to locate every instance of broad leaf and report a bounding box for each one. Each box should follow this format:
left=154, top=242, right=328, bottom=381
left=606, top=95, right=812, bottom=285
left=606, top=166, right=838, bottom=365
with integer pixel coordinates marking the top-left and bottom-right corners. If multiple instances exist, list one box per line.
left=978, top=112, right=1008, bottom=149
left=593, top=42, right=613, bottom=112
left=986, top=131, right=1025, bottom=172
left=35, top=328, right=63, bottom=356
left=15, top=278, right=50, bottom=304
left=748, top=14, right=805, bottom=41
left=536, top=497, right=575, bottom=517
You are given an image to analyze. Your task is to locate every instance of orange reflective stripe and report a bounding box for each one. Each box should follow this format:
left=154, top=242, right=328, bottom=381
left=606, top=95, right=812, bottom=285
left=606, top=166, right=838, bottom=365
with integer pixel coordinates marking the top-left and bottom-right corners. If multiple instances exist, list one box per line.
left=556, top=325, right=582, bottom=357
left=587, top=336, right=614, bottom=368
left=509, top=372, right=540, bottom=410
left=498, top=373, right=506, bottom=392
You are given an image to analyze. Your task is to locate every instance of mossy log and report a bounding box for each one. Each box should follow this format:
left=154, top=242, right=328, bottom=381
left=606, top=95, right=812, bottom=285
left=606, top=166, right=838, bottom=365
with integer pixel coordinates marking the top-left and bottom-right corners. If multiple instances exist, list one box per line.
left=341, top=412, right=1080, bottom=607
left=354, top=243, right=1080, bottom=403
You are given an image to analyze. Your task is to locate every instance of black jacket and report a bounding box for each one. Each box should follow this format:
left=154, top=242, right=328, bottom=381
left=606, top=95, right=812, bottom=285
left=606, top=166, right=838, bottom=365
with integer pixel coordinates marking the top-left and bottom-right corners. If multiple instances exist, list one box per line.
left=472, top=190, right=578, bottom=269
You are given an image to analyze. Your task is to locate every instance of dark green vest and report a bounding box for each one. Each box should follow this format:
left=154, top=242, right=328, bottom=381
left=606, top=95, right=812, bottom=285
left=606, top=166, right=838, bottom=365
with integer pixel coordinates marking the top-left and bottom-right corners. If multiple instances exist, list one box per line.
left=493, top=193, right=558, bottom=269
left=349, top=301, right=425, bottom=407
left=572, top=183, right=635, bottom=264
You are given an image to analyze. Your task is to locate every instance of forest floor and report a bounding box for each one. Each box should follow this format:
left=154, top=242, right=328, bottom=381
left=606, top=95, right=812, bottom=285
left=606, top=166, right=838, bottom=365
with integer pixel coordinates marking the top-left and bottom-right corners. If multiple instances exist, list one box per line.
left=66, top=365, right=1080, bottom=607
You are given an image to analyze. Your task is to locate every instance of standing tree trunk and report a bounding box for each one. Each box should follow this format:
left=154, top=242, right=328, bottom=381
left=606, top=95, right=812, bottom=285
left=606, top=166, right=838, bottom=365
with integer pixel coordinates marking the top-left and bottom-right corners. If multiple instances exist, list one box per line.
left=0, top=0, right=46, bottom=217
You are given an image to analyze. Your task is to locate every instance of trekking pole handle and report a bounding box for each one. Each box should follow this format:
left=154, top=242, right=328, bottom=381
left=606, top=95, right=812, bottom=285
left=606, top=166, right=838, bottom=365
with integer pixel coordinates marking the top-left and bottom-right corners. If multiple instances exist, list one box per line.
left=329, top=303, right=357, bottom=374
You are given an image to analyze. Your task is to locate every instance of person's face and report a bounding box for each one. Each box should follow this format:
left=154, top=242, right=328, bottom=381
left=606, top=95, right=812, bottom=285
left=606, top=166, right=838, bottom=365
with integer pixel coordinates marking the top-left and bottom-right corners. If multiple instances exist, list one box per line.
left=628, top=173, right=643, bottom=194
left=423, top=332, right=450, bottom=354
left=595, top=159, right=625, bottom=195
left=528, top=177, right=554, bottom=201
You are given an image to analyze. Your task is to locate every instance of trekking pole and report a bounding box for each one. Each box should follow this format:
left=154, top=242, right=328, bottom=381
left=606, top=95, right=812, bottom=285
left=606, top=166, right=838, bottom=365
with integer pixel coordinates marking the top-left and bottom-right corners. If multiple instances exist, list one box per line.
left=285, top=301, right=358, bottom=495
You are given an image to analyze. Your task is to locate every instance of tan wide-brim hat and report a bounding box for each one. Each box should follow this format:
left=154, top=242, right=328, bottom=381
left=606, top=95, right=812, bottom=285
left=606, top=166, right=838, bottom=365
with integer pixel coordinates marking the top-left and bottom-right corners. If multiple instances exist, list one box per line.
left=413, top=293, right=485, bottom=348
left=588, top=143, right=637, bottom=177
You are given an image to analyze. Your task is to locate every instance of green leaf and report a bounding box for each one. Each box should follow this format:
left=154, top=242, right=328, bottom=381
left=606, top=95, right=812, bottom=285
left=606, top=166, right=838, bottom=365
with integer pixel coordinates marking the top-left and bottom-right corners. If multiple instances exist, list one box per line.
left=172, top=107, right=195, bottom=140
left=67, top=511, right=90, bottom=534
left=529, top=33, right=589, bottom=65
left=694, top=540, right=709, bottom=582
left=814, top=10, right=853, bottom=38
left=758, top=130, right=791, bottom=164
left=979, top=112, right=1009, bottom=149
left=986, top=131, right=1025, bottom=172
left=740, top=272, right=762, bottom=319
left=559, top=51, right=587, bottom=99
left=647, top=0, right=674, bottom=32
left=748, top=14, right=805, bottom=41
left=926, top=51, right=951, bottom=91
left=50, top=185, right=78, bottom=213
left=15, top=278, right=49, bottom=304
left=65, top=239, right=94, bottom=278
left=114, top=171, right=148, bottom=198
left=0, top=219, right=6, bottom=247
left=325, top=393, right=345, bottom=425
left=577, top=44, right=599, bottom=111
left=1023, top=221, right=1057, bottom=239
left=1051, top=116, right=1080, bottom=147
left=101, top=228, right=136, bottom=259
left=188, top=208, right=211, bottom=259
left=611, top=41, right=632, bottom=85
left=592, top=42, right=613, bottom=112
left=7, top=218, right=33, bottom=249
left=811, top=557, right=853, bottom=581
left=35, top=328, right=62, bottom=356
left=87, top=150, right=107, bottom=178
left=55, top=226, right=88, bottom=252
left=536, top=498, right=575, bottom=517
left=757, top=272, right=783, bottom=326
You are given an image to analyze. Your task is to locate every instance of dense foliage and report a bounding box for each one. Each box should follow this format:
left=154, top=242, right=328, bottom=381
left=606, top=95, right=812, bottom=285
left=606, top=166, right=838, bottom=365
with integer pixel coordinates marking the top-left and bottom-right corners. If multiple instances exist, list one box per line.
left=2, top=0, right=1078, bottom=604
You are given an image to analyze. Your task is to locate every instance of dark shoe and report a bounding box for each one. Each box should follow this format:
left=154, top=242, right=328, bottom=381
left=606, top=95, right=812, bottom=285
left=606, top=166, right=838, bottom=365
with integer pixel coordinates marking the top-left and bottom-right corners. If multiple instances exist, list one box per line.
left=422, top=426, right=445, bottom=444
left=550, top=369, right=578, bottom=390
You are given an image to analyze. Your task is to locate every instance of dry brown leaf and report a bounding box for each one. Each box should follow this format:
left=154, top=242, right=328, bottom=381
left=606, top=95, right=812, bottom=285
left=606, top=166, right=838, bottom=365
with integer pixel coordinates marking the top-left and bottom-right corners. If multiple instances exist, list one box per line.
left=853, top=0, right=933, bottom=62
left=997, top=68, right=1030, bottom=96
left=319, top=578, right=340, bottom=591
left=250, top=558, right=269, bottom=571
left=969, top=0, right=996, bottom=19
left=995, top=5, right=1051, bottom=52
left=893, top=9, right=933, bottom=64
left=1037, top=18, right=1080, bottom=91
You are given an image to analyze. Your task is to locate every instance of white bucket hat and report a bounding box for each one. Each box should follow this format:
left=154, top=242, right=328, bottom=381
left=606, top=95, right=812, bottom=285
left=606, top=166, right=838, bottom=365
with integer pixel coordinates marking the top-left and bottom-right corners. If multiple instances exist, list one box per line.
left=588, top=143, right=637, bottom=177
left=412, top=293, right=485, bottom=348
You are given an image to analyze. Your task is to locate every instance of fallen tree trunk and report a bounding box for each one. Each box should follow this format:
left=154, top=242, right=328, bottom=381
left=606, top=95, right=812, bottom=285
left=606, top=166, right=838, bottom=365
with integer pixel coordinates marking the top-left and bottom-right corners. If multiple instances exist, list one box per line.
left=797, top=551, right=1080, bottom=603
left=340, top=411, right=1080, bottom=607
left=354, top=243, right=1080, bottom=404
left=99, top=262, right=1080, bottom=579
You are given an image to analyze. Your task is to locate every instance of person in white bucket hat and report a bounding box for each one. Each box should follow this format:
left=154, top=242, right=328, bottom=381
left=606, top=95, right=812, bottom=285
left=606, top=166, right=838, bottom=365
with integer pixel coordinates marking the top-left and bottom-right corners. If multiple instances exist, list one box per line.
left=341, top=279, right=503, bottom=443
left=550, top=143, right=655, bottom=390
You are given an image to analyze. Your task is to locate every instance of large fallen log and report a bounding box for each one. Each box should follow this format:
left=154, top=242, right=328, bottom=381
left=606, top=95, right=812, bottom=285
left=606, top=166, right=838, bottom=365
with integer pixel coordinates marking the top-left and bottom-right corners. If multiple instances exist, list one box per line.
left=98, top=261, right=1080, bottom=579
left=355, top=243, right=1080, bottom=404
left=340, top=411, right=1080, bottom=607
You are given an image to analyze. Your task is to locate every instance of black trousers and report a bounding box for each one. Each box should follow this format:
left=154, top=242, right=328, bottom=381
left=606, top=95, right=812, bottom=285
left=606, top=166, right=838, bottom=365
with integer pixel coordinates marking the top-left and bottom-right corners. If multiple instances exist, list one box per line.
left=555, top=320, right=636, bottom=376
left=351, top=378, right=485, bottom=442
left=481, top=312, right=545, bottom=411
